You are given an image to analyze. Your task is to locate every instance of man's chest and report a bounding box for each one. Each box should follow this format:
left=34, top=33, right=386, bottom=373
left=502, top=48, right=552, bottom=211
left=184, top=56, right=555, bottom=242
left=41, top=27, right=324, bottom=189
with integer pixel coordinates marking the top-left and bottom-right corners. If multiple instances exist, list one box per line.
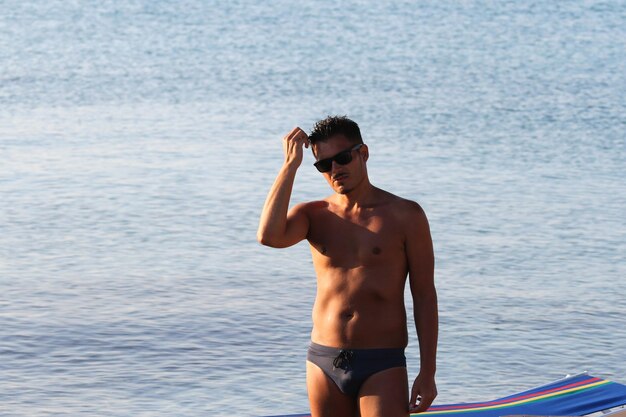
left=306, top=211, right=405, bottom=266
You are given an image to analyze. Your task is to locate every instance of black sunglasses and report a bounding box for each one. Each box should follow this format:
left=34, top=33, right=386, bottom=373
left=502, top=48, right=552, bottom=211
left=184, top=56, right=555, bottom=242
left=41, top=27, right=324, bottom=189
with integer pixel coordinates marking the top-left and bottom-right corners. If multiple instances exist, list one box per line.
left=313, top=144, right=364, bottom=173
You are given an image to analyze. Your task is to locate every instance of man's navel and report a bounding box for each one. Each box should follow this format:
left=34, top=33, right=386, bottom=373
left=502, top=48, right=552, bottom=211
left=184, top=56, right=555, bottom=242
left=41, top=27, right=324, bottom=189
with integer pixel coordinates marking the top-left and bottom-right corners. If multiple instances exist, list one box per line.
left=341, top=311, right=355, bottom=321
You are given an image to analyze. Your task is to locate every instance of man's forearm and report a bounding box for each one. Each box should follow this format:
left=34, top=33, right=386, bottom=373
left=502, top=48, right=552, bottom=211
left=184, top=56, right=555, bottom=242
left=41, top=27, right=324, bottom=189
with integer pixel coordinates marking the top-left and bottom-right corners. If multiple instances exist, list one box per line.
left=257, top=163, right=298, bottom=244
left=414, top=290, right=438, bottom=375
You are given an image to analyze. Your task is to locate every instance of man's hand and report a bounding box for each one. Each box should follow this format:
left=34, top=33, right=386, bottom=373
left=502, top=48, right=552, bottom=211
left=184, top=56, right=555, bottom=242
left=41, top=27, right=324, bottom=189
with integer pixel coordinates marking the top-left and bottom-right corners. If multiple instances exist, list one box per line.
left=409, top=372, right=437, bottom=413
left=282, top=127, right=309, bottom=168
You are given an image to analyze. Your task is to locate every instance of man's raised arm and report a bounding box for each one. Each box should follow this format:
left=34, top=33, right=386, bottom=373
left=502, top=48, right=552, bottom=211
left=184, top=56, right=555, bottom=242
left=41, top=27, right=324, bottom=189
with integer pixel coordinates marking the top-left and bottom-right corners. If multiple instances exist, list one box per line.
left=257, top=127, right=310, bottom=248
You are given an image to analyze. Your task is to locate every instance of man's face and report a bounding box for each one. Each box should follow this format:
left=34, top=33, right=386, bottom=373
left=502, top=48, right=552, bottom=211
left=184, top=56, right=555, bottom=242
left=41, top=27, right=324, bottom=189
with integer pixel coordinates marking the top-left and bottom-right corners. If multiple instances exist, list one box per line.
left=312, top=135, right=367, bottom=195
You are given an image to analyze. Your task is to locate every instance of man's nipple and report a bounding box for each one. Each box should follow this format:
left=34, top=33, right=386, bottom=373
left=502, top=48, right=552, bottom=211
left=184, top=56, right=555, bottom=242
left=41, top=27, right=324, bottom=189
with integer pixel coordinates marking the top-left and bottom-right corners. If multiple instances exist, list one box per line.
left=372, top=246, right=381, bottom=255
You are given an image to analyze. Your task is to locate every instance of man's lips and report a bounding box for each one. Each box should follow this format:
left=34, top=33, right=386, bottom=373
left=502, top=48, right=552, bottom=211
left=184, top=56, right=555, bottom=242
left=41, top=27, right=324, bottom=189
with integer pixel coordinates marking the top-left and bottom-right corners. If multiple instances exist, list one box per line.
left=332, top=173, right=348, bottom=181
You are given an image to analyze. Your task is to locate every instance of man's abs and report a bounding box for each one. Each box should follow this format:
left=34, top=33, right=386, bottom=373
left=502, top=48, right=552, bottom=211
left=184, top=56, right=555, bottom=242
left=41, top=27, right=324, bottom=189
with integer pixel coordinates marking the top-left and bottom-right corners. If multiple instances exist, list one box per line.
left=310, top=269, right=409, bottom=349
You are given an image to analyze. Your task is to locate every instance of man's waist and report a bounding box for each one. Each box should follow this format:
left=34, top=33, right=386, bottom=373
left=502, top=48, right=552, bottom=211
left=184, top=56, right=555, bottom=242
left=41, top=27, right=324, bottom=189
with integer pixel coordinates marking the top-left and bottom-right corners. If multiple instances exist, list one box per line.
left=308, top=341, right=406, bottom=357
left=310, top=321, right=409, bottom=349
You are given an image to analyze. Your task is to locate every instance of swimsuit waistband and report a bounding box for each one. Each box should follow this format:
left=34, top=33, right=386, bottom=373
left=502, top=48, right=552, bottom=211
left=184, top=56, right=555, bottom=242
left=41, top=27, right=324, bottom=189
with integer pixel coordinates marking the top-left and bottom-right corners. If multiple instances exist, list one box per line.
left=308, top=341, right=405, bottom=359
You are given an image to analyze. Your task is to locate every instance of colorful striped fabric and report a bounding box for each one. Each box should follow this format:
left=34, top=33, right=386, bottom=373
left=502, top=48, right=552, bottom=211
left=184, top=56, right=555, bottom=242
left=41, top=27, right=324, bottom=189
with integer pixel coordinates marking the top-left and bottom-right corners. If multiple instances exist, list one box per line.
left=262, top=373, right=626, bottom=417
left=415, top=374, right=626, bottom=417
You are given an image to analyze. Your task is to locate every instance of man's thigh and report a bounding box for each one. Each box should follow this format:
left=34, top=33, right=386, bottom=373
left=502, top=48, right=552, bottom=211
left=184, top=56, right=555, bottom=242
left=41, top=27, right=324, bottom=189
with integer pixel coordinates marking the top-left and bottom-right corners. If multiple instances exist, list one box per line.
left=359, top=366, right=409, bottom=417
left=306, top=360, right=357, bottom=417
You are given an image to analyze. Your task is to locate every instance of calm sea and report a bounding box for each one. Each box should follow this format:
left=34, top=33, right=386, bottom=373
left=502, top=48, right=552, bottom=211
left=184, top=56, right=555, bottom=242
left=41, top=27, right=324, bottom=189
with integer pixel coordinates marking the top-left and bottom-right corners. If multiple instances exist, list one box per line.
left=1, top=1, right=625, bottom=416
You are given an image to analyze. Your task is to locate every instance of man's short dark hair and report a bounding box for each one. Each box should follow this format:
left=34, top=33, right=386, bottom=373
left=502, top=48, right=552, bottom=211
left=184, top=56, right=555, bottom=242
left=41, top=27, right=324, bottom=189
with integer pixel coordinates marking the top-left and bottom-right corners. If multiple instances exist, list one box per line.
left=309, top=116, right=363, bottom=145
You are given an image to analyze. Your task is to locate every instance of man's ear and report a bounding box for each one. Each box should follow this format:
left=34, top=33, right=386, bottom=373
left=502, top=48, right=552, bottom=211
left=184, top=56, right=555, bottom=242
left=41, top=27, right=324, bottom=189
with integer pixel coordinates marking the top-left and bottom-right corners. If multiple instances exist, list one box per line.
left=362, top=144, right=369, bottom=161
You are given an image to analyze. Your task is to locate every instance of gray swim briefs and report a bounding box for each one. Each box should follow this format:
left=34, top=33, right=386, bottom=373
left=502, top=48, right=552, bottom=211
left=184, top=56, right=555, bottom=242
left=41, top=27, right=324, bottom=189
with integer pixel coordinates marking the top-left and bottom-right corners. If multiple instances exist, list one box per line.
left=306, top=341, right=406, bottom=397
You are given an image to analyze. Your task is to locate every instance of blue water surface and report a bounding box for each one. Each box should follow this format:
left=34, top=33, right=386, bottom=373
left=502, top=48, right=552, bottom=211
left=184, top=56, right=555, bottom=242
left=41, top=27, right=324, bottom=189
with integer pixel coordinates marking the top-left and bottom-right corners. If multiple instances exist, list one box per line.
left=1, top=1, right=625, bottom=416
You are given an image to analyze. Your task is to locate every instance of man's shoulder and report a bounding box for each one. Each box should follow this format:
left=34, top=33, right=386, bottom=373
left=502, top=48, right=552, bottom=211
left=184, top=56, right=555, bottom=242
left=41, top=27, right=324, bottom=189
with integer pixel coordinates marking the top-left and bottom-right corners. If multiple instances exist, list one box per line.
left=378, top=190, right=426, bottom=216
left=397, top=197, right=426, bottom=215
left=292, top=199, right=331, bottom=214
left=377, top=193, right=428, bottom=230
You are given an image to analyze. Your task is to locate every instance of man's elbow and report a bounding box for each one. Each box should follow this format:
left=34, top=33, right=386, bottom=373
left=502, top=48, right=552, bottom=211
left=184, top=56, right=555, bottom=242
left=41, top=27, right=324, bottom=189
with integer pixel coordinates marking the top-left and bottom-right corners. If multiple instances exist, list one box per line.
left=257, top=231, right=272, bottom=246
left=257, top=231, right=282, bottom=248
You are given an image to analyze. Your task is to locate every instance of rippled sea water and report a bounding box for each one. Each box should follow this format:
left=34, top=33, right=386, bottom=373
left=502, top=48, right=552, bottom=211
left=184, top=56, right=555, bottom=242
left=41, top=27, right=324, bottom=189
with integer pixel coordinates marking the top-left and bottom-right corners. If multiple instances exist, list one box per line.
left=1, top=1, right=625, bottom=416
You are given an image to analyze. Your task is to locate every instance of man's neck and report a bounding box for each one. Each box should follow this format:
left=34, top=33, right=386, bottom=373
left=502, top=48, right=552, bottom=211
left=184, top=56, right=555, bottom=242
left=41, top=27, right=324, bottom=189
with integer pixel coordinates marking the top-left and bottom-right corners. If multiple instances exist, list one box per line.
left=333, top=180, right=379, bottom=211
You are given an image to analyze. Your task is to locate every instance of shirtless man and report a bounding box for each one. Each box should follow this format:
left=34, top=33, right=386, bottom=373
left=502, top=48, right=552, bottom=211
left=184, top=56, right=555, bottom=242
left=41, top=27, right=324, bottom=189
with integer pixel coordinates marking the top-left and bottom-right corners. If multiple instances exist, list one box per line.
left=257, top=116, right=438, bottom=417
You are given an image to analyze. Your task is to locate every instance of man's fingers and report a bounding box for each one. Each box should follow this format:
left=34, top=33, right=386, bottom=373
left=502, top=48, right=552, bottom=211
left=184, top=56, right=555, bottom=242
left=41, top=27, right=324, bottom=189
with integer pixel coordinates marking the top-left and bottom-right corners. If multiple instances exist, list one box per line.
left=281, top=126, right=309, bottom=167
left=284, top=127, right=309, bottom=151
left=285, top=127, right=307, bottom=142
left=413, top=395, right=434, bottom=413
left=285, top=126, right=300, bottom=137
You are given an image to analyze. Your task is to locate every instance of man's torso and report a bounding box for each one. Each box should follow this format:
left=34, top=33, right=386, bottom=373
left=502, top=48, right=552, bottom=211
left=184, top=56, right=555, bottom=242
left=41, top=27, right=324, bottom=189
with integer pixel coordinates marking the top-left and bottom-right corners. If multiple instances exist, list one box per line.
left=304, top=190, right=412, bottom=349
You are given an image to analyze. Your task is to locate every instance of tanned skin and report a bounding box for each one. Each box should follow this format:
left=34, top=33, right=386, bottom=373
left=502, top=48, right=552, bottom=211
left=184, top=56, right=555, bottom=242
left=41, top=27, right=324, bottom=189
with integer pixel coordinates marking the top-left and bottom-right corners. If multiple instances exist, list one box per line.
left=258, top=126, right=438, bottom=417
